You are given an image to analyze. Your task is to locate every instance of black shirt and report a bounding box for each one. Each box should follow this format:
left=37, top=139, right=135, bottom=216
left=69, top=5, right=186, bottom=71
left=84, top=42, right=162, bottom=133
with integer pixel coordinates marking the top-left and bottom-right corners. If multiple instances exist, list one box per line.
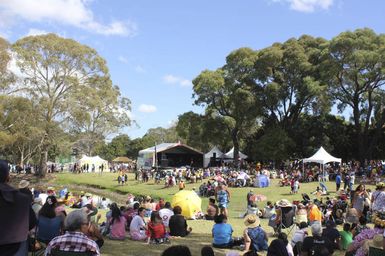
left=322, top=227, right=340, bottom=249
left=302, top=235, right=334, bottom=256
left=169, top=214, right=188, bottom=237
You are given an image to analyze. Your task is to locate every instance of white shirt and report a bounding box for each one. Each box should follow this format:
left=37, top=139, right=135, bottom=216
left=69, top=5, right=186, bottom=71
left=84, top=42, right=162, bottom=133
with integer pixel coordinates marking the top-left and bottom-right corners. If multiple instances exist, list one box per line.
left=100, top=200, right=109, bottom=209
left=38, top=193, right=48, bottom=205
left=287, top=243, right=294, bottom=256
left=159, top=208, right=174, bottom=227
left=81, top=196, right=88, bottom=207
left=291, top=229, right=307, bottom=247
left=130, top=215, right=145, bottom=232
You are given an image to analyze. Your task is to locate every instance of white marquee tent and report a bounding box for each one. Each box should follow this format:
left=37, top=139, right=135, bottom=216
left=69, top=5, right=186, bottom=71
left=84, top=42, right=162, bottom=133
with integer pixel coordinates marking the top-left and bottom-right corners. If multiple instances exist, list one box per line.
left=224, top=147, right=248, bottom=159
left=78, top=155, right=109, bottom=171
left=204, top=146, right=225, bottom=167
left=303, top=146, right=341, bottom=164
left=303, top=146, right=341, bottom=180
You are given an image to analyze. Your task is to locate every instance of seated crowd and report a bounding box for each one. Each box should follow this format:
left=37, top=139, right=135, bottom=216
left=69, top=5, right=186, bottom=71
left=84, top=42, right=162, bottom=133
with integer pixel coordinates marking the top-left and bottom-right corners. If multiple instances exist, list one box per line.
left=2, top=159, right=385, bottom=256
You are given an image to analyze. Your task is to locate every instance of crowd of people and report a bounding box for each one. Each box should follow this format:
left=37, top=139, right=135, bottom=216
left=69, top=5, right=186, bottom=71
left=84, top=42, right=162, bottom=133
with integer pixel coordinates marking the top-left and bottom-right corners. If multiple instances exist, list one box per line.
left=2, top=158, right=385, bottom=256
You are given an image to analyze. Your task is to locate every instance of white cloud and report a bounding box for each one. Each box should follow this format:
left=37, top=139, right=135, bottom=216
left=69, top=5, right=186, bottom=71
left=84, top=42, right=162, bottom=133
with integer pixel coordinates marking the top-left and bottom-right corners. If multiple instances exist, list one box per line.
left=134, top=65, right=146, bottom=73
left=0, top=0, right=137, bottom=36
left=138, top=104, right=157, bottom=113
left=270, top=0, right=334, bottom=12
left=180, top=79, right=192, bottom=87
left=163, top=74, right=192, bottom=87
left=118, top=56, right=128, bottom=64
left=163, top=74, right=180, bottom=84
left=25, top=28, right=49, bottom=36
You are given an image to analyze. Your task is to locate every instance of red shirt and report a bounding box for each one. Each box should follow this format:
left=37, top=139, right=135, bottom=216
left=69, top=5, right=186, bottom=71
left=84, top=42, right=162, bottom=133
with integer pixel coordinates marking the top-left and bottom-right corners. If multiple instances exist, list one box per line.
left=146, top=222, right=166, bottom=239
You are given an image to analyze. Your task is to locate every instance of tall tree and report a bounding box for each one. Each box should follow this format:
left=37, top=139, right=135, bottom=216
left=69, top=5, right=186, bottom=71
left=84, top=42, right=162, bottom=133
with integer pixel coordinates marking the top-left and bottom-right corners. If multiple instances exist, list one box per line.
left=0, top=95, right=46, bottom=165
left=322, top=28, right=385, bottom=162
left=255, top=36, right=329, bottom=130
left=193, top=48, right=260, bottom=166
left=12, top=34, right=131, bottom=176
left=0, top=37, right=16, bottom=93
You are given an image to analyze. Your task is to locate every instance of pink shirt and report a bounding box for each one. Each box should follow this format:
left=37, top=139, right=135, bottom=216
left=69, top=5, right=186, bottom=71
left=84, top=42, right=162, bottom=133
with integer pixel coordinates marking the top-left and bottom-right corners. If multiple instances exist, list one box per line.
left=110, top=216, right=127, bottom=240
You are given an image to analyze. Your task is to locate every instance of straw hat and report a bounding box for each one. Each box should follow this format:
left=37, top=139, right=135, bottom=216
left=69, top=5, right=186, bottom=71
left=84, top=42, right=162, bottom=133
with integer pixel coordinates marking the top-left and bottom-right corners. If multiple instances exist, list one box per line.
left=276, top=199, right=292, bottom=207
left=369, top=234, right=384, bottom=249
left=18, top=180, right=30, bottom=189
left=363, top=234, right=384, bottom=252
left=244, top=214, right=260, bottom=228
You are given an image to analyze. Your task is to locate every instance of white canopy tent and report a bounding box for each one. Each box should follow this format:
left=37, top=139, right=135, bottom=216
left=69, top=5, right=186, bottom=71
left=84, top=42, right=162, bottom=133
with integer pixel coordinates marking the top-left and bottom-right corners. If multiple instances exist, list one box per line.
left=302, top=146, right=341, bottom=180
left=78, top=155, right=109, bottom=172
left=204, top=146, right=225, bottom=167
left=224, top=147, right=248, bottom=159
left=303, top=146, right=341, bottom=164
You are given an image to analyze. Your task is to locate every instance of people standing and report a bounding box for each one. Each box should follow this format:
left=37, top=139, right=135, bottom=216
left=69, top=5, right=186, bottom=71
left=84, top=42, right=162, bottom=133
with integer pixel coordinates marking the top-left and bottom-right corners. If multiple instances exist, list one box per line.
left=216, top=183, right=230, bottom=217
left=335, top=172, right=341, bottom=191
left=0, top=160, right=37, bottom=256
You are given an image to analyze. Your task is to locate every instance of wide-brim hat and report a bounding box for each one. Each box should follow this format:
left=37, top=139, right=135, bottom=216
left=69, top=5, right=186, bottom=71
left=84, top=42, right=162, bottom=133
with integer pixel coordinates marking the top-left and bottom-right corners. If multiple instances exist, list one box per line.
left=369, top=234, right=384, bottom=249
left=18, top=180, right=30, bottom=189
left=244, top=214, right=260, bottom=228
left=276, top=199, right=292, bottom=207
left=364, top=234, right=384, bottom=251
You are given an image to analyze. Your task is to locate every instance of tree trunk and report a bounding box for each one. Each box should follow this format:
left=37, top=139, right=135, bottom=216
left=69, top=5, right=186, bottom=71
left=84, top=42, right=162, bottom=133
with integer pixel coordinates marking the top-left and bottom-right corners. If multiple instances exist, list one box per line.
left=20, top=149, right=24, bottom=167
left=39, top=147, right=48, bottom=177
left=231, top=128, right=240, bottom=169
left=353, top=99, right=365, bottom=165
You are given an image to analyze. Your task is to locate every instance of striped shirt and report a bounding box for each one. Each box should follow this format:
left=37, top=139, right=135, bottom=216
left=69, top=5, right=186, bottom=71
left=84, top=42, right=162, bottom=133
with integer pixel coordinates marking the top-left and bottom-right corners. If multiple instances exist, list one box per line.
left=45, top=231, right=100, bottom=256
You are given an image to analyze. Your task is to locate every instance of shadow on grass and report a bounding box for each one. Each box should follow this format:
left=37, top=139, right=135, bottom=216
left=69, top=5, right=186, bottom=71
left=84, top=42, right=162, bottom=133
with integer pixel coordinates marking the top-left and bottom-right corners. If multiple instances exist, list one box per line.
left=101, top=233, right=236, bottom=256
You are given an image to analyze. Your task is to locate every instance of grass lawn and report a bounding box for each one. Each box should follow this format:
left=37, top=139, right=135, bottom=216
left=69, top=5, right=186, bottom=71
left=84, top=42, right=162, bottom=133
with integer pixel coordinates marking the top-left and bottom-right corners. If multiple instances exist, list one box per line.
left=30, top=172, right=376, bottom=256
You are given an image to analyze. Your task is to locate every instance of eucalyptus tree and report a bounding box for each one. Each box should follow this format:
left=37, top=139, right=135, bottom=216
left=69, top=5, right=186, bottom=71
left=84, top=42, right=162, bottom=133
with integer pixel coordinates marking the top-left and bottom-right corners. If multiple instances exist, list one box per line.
left=193, top=48, right=260, bottom=166
left=322, top=28, right=385, bottom=161
left=0, top=37, right=16, bottom=92
left=12, top=34, right=131, bottom=175
left=255, top=35, right=329, bottom=131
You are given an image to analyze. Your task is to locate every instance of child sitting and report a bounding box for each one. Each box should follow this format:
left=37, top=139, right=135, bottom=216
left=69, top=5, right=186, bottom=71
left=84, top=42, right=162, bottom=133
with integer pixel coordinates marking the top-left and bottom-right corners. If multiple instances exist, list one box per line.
left=146, top=211, right=168, bottom=244
left=244, top=202, right=259, bottom=217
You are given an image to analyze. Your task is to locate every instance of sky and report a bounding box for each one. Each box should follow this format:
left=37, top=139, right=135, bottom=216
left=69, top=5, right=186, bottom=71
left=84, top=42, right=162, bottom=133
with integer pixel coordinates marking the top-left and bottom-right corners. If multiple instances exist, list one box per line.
left=1, top=0, right=385, bottom=139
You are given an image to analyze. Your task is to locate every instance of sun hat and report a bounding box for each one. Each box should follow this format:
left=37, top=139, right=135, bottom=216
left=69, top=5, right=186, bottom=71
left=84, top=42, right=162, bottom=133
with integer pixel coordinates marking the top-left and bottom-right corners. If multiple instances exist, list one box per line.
left=376, top=182, right=385, bottom=189
left=276, top=199, right=293, bottom=207
left=18, top=180, right=30, bottom=189
left=85, top=193, right=92, bottom=197
left=363, top=234, right=384, bottom=252
left=368, top=234, right=384, bottom=249
left=244, top=214, right=260, bottom=228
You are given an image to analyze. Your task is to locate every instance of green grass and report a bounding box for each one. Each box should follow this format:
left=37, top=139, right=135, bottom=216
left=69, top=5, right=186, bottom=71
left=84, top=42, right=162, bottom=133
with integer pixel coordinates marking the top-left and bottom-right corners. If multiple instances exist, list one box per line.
left=46, top=173, right=376, bottom=256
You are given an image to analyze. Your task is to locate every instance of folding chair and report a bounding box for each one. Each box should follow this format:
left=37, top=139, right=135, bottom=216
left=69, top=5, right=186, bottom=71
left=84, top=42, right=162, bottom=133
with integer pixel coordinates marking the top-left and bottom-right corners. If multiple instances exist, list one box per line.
left=277, top=205, right=296, bottom=236
left=368, top=247, right=384, bottom=256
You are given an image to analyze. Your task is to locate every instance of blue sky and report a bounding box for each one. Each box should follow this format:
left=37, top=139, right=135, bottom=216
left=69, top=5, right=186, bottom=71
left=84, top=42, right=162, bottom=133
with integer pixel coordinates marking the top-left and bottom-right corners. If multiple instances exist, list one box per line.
left=1, top=0, right=385, bottom=139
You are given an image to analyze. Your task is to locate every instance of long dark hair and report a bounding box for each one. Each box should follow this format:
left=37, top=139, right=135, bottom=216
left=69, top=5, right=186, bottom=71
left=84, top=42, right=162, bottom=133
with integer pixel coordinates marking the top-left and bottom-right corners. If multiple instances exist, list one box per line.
left=111, top=204, right=122, bottom=224
left=267, top=239, right=289, bottom=256
left=150, top=211, right=162, bottom=224
left=39, top=196, right=57, bottom=218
